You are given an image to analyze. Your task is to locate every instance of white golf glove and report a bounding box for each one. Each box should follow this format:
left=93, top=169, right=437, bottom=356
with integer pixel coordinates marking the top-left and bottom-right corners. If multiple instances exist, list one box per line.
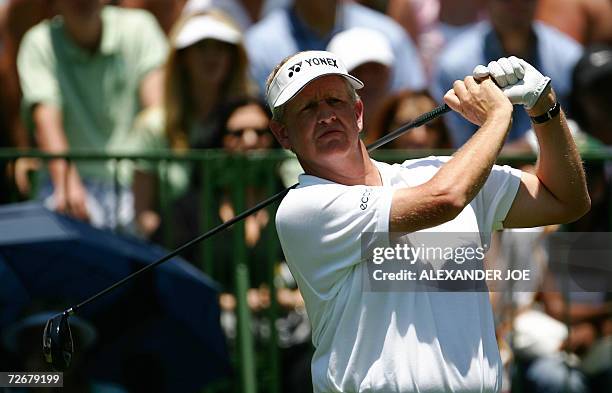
left=473, top=56, right=551, bottom=109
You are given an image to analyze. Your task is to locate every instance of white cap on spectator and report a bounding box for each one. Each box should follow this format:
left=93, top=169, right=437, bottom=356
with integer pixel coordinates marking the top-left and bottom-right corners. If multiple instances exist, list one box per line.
left=174, top=15, right=242, bottom=49
left=266, top=50, right=363, bottom=109
left=327, top=28, right=394, bottom=72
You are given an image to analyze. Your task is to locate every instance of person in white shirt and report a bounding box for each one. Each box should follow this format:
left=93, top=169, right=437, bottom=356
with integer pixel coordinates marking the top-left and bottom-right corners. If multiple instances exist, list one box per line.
left=265, top=50, right=590, bottom=393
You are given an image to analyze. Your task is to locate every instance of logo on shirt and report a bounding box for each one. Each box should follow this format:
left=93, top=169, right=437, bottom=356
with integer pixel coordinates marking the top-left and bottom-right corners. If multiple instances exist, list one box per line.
left=287, top=62, right=302, bottom=78
left=360, top=188, right=372, bottom=210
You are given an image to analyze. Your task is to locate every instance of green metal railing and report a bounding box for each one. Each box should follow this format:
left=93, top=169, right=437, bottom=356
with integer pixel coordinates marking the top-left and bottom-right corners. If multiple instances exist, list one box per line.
left=0, top=149, right=296, bottom=393
left=1, top=147, right=611, bottom=393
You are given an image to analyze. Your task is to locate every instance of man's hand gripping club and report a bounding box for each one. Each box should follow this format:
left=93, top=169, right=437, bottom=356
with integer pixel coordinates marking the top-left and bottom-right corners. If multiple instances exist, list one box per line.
left=473, top=56, right=551, bottom=109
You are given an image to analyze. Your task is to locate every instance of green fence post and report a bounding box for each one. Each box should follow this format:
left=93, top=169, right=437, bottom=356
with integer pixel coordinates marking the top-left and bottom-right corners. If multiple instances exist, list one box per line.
left=112, top=158, right=119, bottom=233
left=200, top=155, right=214, bottom=275
left=158, top=159, right=173, bottom=248
left=233, top=156, right=257, bottom=393
left=264, top=158, right=280, bottom=393
left=5, top=159, right=19, bottom=203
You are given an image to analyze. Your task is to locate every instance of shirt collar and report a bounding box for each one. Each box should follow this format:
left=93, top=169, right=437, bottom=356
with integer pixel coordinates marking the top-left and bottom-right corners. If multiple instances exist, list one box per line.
left=296, top=158, right=387, bottom=188
left=98, top=7, right=120, bottom=55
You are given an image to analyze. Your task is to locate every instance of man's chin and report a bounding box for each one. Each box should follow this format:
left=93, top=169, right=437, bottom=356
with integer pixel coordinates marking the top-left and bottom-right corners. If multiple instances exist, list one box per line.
left=315, top=139, right=352, bottom=157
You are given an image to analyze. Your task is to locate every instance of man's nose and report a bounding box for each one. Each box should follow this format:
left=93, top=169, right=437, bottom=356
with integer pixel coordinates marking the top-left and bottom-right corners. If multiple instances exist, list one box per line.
left=241, top=128, right=258, bottom=149
left=317, top=101, right=337, bottom=124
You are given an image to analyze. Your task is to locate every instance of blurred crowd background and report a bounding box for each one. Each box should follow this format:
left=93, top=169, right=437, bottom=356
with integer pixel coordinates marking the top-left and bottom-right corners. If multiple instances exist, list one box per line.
left=0, top=0, right=611, bottom=392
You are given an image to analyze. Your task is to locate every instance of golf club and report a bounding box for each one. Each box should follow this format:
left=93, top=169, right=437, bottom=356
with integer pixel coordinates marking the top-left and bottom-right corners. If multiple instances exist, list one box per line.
left=42, top=103, right=451, bottom=371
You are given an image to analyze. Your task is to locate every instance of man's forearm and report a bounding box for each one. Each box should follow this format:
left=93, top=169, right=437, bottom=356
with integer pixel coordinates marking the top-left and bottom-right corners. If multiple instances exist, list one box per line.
left=140, top=69, right=164, bottom=108
left=434, top=110, right=513, bottom=207
left=33, top=105, right=71, bottom=188
left=528, top=89, right=590, bottom=214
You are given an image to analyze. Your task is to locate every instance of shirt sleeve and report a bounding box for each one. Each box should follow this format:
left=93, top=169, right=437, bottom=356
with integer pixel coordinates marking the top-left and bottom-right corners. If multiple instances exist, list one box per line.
left=276, top=184, right=393, bottom=297
left=17, top=26, right=61, bottom=112
left=474, top=164, right=522, bottom=233
left=129, top=10, right=168, bottom=83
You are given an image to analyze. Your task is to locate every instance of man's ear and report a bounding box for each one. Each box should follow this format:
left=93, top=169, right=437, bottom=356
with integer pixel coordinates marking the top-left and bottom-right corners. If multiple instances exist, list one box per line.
left=269, top=120, right=292, bottom=149
left=355, top=99, right=364, bottom=132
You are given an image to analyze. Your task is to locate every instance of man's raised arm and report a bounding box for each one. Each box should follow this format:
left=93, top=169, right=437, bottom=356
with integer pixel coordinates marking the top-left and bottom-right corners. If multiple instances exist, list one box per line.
left=482, top=57, right=592, bottom=228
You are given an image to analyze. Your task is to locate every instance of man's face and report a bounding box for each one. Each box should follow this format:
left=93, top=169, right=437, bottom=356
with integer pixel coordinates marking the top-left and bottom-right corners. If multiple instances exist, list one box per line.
left=223, top=103, right=273, bottom=153
left=351, top=62, right=391, bottom=121
left=295, top=0, right=338, bottom=15
left=56, top=0, right=102, bottom=21
left=269, top=75, right=363, bottom=174
left=488, top=0, right=537, bottom=32
left=181, top=39, right=234, bottom=87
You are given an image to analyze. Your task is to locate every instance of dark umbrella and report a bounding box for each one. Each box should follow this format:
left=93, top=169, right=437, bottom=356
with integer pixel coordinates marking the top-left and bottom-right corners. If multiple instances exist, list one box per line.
left=0, top=202, right=231, bottom=392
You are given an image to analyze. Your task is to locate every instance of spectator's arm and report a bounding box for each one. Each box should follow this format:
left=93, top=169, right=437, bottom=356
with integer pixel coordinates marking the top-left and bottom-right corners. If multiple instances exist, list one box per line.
left=33, top=104, right=89, bottom=220
left=129, top=108, right=165, bottom=238
left=388, top=25, right=426, bottom=91
left=0, top=1, right=6, bottom=32
left=133, top=169, right=160, bottom=238
left=32, top=104, right=68, bottom=166
left=17, top=23, right=91, bottom=219
left=535, top=0, right=587, bottom=44
left=540, top=272, right=612, bottom=324
left=543, top=293, right=612, bottom=325
left=386, top=0, right=420, bottom=43
left=139, top=68, right=164, bottom=108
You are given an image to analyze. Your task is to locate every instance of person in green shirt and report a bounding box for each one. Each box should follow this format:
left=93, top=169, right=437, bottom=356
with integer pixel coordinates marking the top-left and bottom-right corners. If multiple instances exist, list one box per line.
left=17, top=0, right=167, bottom=228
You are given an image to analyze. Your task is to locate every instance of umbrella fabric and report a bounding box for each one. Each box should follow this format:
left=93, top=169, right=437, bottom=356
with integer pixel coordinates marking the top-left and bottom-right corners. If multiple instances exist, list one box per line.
left=0, top=202, right=231, bottom=392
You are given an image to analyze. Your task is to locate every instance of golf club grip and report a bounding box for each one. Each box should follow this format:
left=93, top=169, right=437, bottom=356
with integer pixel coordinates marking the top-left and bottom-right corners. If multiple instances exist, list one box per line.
left=68, top=103, right=451, bottom=315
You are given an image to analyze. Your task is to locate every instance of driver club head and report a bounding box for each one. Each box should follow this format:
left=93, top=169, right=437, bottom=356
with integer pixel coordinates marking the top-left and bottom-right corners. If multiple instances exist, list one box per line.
left=42, top=311, right=74, bottom=371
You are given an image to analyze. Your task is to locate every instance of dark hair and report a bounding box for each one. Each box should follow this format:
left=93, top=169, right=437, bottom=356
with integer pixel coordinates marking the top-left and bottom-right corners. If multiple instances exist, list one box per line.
left=366, top=89, right=451, bottom=148
left=569, top=45, right=612, bottom=131
left=214, top=96, right=279, bottom=148
left=217, top=96, right=272, bottom=132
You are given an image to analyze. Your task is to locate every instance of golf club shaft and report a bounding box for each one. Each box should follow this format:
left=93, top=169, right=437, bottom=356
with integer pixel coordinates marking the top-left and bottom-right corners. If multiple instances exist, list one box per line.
left=68, top=185, right=296, bottom=315
left=366, top=104, right=450, bottom=151
left=68, top=103, right=451, bottom=316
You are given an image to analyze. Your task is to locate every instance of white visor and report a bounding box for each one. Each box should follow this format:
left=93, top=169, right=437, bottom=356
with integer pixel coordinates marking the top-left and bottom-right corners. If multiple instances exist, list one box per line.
left=174, top=15, right=242, bottom=49
left=266, top=50, right=364, bottom=110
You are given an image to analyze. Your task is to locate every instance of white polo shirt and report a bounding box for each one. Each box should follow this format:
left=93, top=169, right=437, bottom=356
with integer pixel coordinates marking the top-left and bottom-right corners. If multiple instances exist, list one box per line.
left=275, top=157, right=522, bottom=393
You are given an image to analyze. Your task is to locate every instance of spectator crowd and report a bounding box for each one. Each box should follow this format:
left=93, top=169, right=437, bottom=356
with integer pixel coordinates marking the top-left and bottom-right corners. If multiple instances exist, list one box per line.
left=0, top=0, right=610, bottom=392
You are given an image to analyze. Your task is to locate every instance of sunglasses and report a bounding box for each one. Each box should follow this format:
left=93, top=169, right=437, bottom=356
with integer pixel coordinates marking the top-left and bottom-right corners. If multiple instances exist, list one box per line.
left=226, top=127, right=269, bottom=137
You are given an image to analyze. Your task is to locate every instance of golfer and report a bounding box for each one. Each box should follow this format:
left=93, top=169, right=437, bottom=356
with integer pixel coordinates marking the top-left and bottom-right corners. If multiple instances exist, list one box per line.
left=266, top=50, right=589, bottom=392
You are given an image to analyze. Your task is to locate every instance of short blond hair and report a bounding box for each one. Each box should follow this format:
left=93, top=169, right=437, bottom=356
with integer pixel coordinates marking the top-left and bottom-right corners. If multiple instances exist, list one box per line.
left=265, top=54, right=297, bottom=122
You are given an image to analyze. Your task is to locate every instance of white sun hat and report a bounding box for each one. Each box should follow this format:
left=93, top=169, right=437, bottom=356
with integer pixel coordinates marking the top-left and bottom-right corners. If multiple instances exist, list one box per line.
left=266, top=50, right=364, bottom=110
left=327, top=27, right=394, bottom=72
left=174, top=14, right=242, bottom=50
